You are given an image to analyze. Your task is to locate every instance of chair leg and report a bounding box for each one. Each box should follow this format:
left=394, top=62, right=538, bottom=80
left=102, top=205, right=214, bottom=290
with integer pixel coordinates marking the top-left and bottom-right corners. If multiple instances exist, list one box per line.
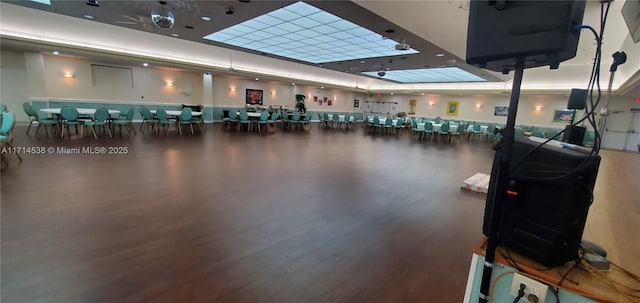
left=26, top=121, right=33, bottom=135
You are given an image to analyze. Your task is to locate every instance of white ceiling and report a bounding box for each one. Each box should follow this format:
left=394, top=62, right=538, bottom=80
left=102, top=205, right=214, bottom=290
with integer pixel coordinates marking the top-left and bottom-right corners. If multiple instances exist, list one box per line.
left=0, top=0, right=638, bottom=95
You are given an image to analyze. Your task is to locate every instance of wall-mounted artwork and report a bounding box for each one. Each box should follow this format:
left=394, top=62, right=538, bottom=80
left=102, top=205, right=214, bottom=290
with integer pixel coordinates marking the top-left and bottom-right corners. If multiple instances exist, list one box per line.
left=446, top=100, right=459, bottom=116
left=245, top=89, right=263, bottom=105
left=328, top=99, right=332, bottom=106
left=313, top=96, right=318, bottom=102
left=553, top=109, right=574, bottom=123
left=494, top=106, right=509, bottom=116
left=409, top=99, right=416, bottom=114
left=354, top=99, right=360, bottom=108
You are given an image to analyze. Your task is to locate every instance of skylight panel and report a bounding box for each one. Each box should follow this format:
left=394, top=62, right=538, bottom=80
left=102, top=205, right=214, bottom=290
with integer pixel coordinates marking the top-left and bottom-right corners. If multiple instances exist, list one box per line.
left=29, top=0, right=51, bottom=4
left=203, top=1, right=419, bottom=63
left=361, top=68, right=486, bottom=83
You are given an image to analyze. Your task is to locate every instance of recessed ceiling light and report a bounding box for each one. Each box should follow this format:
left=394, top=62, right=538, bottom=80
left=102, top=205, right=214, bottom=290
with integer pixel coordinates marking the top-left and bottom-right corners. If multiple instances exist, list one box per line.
left=436, top=53, right=445, bottom=57
left=320, top=86, right=325, bottom=89
left=83, top=14, right=95, bottom=19
left=200, top=16, right=212, bottom=22
left=143, top=63, right=149, bottom=67
left=52, top=51, right=60, bottom=55
left=291, top=83, right=295, bottom=86
left=421, top=93, right=425, bottom=95
left=360, top=61, right=365, bottom=64
left=171, top=33, right=180, bottom=37
left=390, top=93, right=394, bottom=95
left=255, top=77, right=259, bottom=81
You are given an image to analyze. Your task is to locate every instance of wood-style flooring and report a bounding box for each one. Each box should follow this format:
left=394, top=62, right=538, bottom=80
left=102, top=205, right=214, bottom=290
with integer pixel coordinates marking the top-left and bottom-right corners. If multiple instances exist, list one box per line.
left=1, top=124, right=638, bottom=303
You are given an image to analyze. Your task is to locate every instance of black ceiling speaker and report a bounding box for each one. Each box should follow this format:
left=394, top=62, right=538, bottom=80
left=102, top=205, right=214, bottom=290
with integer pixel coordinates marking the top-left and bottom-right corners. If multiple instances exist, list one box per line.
left=466, top=1, right=586, bottom=73
left=567, top=88, right=588, bottom=110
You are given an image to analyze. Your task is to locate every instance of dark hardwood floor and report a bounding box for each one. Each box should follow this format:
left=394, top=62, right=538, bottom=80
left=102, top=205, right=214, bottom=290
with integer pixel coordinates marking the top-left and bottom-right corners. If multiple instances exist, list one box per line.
left=0, top=124, right=523, bottom=302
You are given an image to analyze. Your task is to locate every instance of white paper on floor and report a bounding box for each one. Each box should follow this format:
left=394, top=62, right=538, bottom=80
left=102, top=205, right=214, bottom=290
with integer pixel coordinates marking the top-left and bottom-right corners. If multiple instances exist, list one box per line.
left=461, top=173, right=490, bottom=194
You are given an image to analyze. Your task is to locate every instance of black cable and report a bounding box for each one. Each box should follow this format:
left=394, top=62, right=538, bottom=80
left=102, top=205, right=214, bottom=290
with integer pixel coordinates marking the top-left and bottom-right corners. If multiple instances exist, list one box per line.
left=550, top=286, right=561, bottom=303
left=513, top=283, right=526, bottom=303
left=507, top=1, right=611, bottom=181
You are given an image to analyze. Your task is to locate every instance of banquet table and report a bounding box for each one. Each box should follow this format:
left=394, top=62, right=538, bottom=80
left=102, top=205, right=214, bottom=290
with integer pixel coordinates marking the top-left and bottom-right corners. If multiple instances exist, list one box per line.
left=41, top=108, right=120, bottom=116
left=151, top=110, right=202, bottom=117
left=368, top=117, right=398, bottom=126
left=329, top=114, right=355, bottom=122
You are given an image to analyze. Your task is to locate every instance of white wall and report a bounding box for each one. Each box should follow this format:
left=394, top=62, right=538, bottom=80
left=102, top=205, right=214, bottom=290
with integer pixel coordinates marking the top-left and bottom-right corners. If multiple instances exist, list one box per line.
left=0, top=50, right=29, bottom=121
left=41, top=54, right=203, bottom=104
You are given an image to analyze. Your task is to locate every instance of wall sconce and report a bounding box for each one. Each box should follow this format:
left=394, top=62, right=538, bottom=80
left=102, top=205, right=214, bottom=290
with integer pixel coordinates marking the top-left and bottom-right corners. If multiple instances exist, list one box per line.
left=63, top=72, right=75, bottom=78
left=428, top=101, right=435, bottom=107
left=165, top=81, right=174, bottom=87
left=535, top=105, right=543, bottom=111
left=475, top=104, right=482, bottom=109
left=271, top=90, right=276, bottom=96
left=229, top=87, right=236, bottom=92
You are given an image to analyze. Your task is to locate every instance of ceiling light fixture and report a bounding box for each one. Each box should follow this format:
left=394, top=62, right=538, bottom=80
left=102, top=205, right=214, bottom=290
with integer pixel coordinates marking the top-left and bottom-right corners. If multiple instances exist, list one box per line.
left=171, top=33, right=180, bottom=37
left=143, top=62, right=149, bottom=66
left=225, top=7, right=235, bottom=15
left=85, top=0, right=99, bottom=7
left=83, top=14, right=95, bottom=20
left=200, top=16, right=212, bottom=22
left=436, top=53, right=445, bottom=57
left=255, top=77, right=259, bottom=81
left=52, top=51, right=60, bottom=55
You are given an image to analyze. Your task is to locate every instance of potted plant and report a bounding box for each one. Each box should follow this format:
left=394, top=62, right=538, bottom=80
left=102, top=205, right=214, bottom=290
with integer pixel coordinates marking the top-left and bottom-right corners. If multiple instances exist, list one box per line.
left=295, top=94, right=306, bottom=113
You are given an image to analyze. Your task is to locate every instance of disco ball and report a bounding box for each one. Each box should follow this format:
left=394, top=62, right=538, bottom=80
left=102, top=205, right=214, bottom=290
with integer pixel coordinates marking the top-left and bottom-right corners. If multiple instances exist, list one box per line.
left=151, top=7, right=175, bottom=29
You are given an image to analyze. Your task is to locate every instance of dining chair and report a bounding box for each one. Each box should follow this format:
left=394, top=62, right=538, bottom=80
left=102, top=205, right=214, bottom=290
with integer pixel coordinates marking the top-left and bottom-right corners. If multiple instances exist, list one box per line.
left=323, top=113, right=330, bottom=129
left=257, top=111, right=269, bottom=132
left=227, top=110, right=238, bottom=130
left=439, top=123, right=451, bottom=143
left=291, top=111, right=301, bottom=131
left=303, top=112, right=313, bottom=131
left=178, top=108, right=194, bottom=135
left=394, top=118, right=404, bottom=136
left=83, top=107, right=112, bottom=139
left=190, top=110, right=205, bottom=133
left=1, top=111, right=23, bottom=169
left=332, top=113, right=340, bottom=130
left=268, top=112, right=279, bottom=132
left=423, top=122, right=434, bottom=141
left=155, top=109, right=174, bottom=135
left=281, top=110, right=290, bottom=130
left=343, top=114, right=351, bottom=130
left=237, top=111, right=250, bottom=132
left=139, top=106, right=156, bottom=133
left=112, top=107, right=136, bottom=136
left=60, top=107, right=82, bottom=138
left=384, top=117, right=393, bottom=135
left=317, top=112, right=325, bottom=129
left=23, top=102, right=59, bottom=138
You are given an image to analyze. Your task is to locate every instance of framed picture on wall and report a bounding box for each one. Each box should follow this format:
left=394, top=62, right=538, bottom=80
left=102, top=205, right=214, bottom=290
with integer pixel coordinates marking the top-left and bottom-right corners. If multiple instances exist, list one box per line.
left=246, top=89, right=263, bottom=105
left=354, top=99, right=360, bottom=108
left=494, top=106, right=509, bottom=116
left=409, top=99, right=416, bottom=114
left=313, top=96, right=318, bottom=102
left=553, top=109, right=574, bottom=123
left=446, top=101, right=459, bottom=116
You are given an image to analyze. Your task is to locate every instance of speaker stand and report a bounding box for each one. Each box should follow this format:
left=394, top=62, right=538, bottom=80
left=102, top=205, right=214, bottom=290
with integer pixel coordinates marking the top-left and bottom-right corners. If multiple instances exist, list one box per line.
left=478, top=57, right=525, bottom=303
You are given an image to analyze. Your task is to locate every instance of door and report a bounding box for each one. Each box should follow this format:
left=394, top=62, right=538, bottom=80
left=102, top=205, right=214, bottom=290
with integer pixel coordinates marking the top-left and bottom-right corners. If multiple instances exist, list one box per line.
left=601, top=111, right=640, bottom=151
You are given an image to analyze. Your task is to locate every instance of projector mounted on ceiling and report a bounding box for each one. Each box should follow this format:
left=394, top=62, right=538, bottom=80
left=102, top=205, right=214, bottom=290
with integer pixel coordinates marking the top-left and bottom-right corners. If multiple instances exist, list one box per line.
left=395, top=43, right=411, bottom=51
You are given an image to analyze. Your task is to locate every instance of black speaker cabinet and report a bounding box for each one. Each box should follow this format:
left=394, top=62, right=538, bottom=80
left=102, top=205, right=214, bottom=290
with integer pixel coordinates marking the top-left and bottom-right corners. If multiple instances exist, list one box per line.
left=563, top=125, right=586, bottom=145
left=466, top=1, right=586, bottom=72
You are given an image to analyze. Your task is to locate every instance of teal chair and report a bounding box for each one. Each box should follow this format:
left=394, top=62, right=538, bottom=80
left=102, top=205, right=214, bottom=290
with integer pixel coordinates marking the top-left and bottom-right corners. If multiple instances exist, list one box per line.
left=84, top=107, right=112, bottom=139
left=323, top=113, right=330, bottom=129
left=139, top=106, right=156, bottom=133
left=178, top=108, right=194, bottom=135
left=1, top=111, right=23, bottom=168
left=343, top=114, right=351, bottom=130
left=237, top=111, right=250, bottom=132
left=23, top=102, right=59, bottom=138
left=60, top=107, right=82, bottom=138
left=155, top=109, right=174, bottom=135
left=332, top=113, right=340, bottom=130
left=372, top=116, right=381, bottom=134
left=190, top=111, right=205, bottom=133
left=318, top=112, right=325, bottom=129
left=394, top=118, right=404, bottom=135
left=303, top=112, right=313, bottom=131
left=257, top=111, right=269, bottom=132
left=291, top=111, right=301, bottom=131
left=112, top=107, right=136, bottom=136
left=384, top=117, right=393, bottom=135
left=281, top=110, right=290, bottom=130
left=227, top=110, right=238, bottom=130
left=439, top=123, right=450, bottom=143
left=268, top=112, right=279, bottom=131
left=423, top=122, right=434, bottom=141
